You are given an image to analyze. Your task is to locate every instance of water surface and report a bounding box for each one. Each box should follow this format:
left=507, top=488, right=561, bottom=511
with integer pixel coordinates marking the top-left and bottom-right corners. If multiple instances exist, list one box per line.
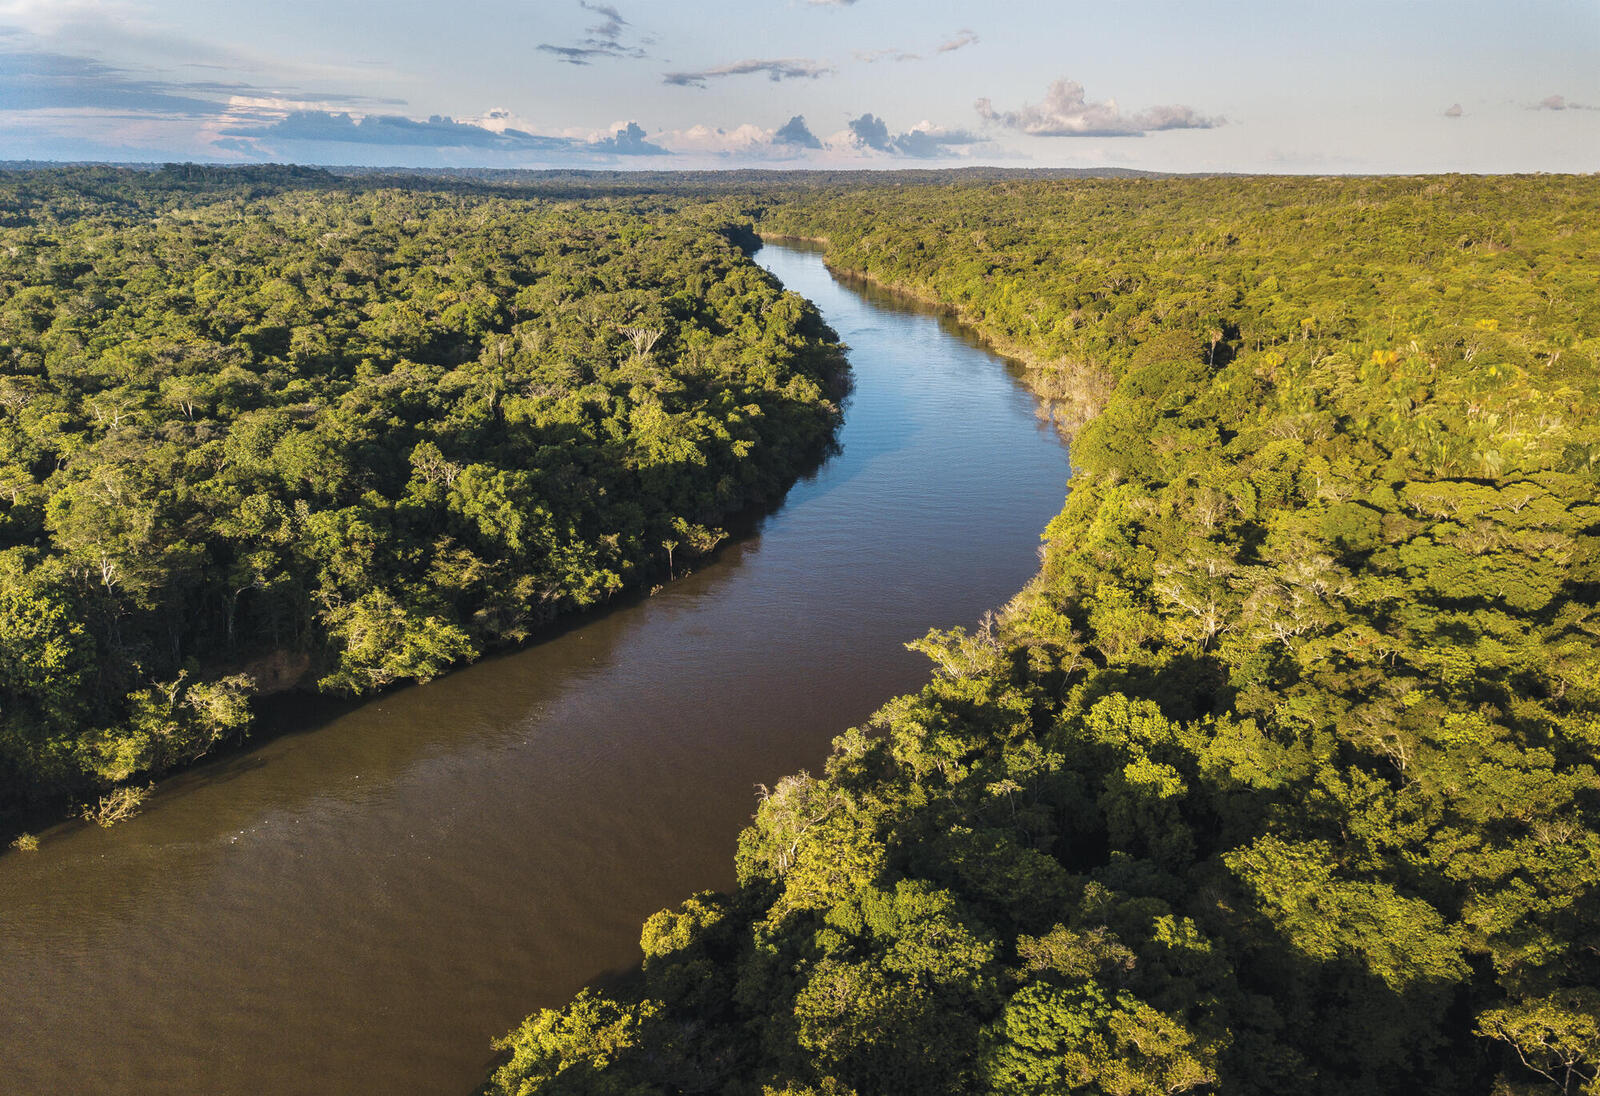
left=0, top=244, right=1069, bottom=1096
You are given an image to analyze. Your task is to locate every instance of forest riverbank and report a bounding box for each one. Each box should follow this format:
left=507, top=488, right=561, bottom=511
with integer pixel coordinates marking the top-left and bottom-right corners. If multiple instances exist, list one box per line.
left=758, top=232, right=1113, bottom=436
left=490, top=174, right=1600, bottom=1096
left=0, top=170, right=848, bottom=825
left=0, top=240, right=1073, bottom=1096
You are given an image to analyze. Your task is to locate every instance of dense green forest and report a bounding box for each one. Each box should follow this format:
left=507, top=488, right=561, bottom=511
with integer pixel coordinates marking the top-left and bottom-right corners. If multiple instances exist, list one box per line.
left=3, top=165, right=1597, bottom=1094
left=489, top=176, right=1600, bottom=1095
left=0, top=167, right=845, bottom=814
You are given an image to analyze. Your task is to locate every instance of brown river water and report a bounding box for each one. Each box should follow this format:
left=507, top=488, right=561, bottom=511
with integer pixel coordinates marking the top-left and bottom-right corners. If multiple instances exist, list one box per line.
left=0, top=243, right=1070, bottom=1095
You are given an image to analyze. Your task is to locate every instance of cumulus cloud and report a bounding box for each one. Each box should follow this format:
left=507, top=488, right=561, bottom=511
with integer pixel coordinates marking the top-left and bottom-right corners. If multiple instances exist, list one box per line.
left=893, top=123, right=983, bottom=158
left=538, top=0, right=649, bottom=65
left=774, top=114, right=823, bottom=149
left=652, top=113, right=952, bottom=161
left=844, top=113, right=983, bottom=158
left=475, top=106, right=537, bottom=133
left=847, top=112, right=892, bottom=149
left=589, top=119, right=667, bottom=155
left=663, top=122, right=769, bottom=152
left=976, top=78, right=1220, bottom=137
left=663, top=58, right=834, bottom=87
left=620, top=110, right=980, bottom=162
left=1531, top=94, right=1595, bottom=111
left=1444, top=103, right=1463, bottom=118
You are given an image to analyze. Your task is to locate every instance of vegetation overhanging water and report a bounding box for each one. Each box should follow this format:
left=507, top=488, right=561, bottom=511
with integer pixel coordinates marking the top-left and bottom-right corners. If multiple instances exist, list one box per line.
left=0, top=238, right=1070, bottom=1096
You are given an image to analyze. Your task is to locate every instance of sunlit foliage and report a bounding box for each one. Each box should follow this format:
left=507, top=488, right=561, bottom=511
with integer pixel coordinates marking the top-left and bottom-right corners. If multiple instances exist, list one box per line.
left=0, top=166, right=845, bottom=808
left=493, top=174, right=1600, bottom=1095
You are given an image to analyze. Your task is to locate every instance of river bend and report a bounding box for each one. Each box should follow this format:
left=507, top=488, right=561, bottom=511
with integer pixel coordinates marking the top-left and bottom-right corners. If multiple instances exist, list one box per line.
left=0, top=243, right=1069, bottom=1096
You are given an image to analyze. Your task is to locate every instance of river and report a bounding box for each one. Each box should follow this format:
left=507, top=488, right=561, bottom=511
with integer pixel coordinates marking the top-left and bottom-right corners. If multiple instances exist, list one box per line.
left=0, top=243, right=1070, bottom=1095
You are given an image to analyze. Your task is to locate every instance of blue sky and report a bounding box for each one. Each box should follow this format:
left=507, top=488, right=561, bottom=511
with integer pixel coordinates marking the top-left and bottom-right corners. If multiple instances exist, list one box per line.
left=1, top=0, right=1596, bottom=171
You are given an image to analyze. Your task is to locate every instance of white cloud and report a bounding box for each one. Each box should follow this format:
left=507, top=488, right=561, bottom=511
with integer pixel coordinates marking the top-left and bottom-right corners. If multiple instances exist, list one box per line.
left=1532, top=94, right=1595, bottom=111
left=661, top=122, right=771, bottom=153
left=936, top=29, right=978, bottom=54
left=840, top=112, right=985, bottom=158
left=854, top=46, right=918, bottom=63
left=473, top=107, right=537, bottom=134
left=977, top=78, right=1220, bottom=137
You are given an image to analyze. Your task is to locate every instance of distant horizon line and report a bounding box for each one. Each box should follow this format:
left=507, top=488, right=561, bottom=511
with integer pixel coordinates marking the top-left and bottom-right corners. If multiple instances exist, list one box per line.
left=1, top=159, right=1593, bottom=179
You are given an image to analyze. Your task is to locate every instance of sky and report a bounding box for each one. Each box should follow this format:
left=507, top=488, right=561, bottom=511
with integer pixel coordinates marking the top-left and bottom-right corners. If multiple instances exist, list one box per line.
left=1, top=0, right=1596, bottom=173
